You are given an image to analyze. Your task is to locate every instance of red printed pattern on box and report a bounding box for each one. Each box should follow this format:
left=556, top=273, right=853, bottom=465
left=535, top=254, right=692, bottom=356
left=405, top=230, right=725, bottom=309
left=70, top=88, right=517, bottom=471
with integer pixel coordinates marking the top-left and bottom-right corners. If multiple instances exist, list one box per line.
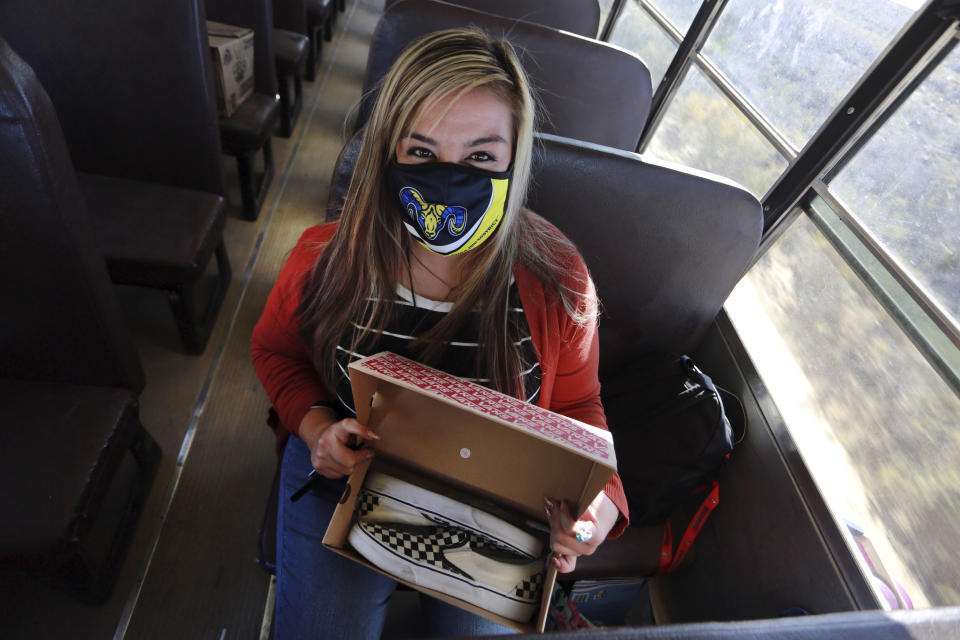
left=358, top=353, right=611, bottom=460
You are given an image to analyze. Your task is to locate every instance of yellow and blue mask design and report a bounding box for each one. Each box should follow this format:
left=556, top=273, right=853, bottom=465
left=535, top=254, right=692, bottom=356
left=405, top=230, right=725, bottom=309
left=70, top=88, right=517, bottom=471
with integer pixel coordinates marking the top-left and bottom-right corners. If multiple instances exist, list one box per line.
left=387, top=161, right=511, bottom=255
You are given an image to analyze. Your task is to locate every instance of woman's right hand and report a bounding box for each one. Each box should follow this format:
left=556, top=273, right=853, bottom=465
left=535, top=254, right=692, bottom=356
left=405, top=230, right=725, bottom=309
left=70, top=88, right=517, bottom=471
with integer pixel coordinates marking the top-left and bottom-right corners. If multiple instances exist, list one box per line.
left=298, top=408, right=380, bottom=478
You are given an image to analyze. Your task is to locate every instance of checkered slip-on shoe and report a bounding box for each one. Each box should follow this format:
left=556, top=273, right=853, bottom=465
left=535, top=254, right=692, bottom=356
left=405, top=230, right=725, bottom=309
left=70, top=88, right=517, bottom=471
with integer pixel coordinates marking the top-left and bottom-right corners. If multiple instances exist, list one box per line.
left=356, top=471, right=543, bottom=558
left=348, top=519, right=545, bottom=622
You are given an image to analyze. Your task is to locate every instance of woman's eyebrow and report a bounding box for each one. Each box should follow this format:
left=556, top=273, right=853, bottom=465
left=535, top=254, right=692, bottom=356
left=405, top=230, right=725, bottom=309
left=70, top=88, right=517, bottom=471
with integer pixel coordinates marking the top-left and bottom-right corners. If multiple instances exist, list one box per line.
left=408, top=132, right=437, bottom=145
left=468, top=135, right=507, bottom=146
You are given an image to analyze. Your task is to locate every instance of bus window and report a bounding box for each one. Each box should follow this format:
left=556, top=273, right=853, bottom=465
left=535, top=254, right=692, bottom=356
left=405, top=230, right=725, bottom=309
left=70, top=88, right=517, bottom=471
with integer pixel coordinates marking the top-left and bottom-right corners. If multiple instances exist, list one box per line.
left=828, top=44, right=960, bottom=327
left=643, top=63, right=788, bottom=197
left=726, top=36, right=960, bottom=610
left=604, top=0, right=960, bottom=612
left=598, top=0, right=615, bottom=33
left=648, top=0, right=701, bottom=35
left=609, top=2, right=679, bottom=88
left=700, top=0, right=917, bottom=149
left=726, top=208, right=960, bottom=609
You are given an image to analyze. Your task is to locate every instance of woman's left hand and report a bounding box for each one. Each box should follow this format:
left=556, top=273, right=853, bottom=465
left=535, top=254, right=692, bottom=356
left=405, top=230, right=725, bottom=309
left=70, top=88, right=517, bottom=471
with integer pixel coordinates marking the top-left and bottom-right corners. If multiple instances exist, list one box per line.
left=544, top=491, right=620, bottom=573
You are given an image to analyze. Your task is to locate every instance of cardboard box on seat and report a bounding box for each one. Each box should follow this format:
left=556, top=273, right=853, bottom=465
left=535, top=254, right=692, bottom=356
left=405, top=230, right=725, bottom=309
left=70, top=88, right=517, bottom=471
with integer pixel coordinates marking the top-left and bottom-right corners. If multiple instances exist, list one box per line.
left=322, top=352, right=618, bottom=632
left=206, top=20, right=254, bottom=117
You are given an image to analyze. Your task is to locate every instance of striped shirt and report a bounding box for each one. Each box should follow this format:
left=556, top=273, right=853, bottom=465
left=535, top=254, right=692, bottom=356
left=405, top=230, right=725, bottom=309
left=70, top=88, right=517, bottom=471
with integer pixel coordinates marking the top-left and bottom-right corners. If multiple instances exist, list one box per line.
left=331, top=282, right=541, bottom=417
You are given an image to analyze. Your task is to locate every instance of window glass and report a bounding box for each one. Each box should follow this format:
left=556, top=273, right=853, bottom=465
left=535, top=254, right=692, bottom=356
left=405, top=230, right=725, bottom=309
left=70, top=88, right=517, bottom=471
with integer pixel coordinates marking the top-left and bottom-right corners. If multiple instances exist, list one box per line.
left=829, top=45, right=960, bottom=325
left=643, top=63, right=787, bottom=197
left=649, top=0, right=701, bottom=34
left=598, top=0, right=615, bottom=37
left=610, top=1, right=680, bottom=88
left=725, top=213, right=960, bottom=608
left=702, top=0, right=918, bottom=148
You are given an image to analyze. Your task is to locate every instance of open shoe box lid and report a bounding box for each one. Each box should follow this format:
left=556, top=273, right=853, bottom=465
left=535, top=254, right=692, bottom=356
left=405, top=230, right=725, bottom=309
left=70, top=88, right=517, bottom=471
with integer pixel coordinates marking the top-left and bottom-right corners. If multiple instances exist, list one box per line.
left=348, top=351, right=615, bottom=520
left=321, top=352, right=617, bottom=631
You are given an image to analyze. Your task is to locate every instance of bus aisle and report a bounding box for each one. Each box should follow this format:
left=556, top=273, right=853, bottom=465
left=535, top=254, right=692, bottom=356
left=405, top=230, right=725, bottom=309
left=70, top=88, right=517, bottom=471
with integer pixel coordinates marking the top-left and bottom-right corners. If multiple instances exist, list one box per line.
left=0, top=1, right=381, bottom=638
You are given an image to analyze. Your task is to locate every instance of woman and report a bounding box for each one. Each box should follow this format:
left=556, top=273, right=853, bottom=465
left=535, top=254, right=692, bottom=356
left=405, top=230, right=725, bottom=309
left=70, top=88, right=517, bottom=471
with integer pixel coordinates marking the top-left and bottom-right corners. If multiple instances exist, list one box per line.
left=252, top=28, right=629, bottom=638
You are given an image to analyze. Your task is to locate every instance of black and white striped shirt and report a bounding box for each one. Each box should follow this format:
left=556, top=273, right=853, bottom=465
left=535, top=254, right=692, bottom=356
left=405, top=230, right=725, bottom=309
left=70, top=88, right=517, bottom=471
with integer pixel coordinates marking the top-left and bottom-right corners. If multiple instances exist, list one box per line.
left=331, top=281, right=541, bottom=417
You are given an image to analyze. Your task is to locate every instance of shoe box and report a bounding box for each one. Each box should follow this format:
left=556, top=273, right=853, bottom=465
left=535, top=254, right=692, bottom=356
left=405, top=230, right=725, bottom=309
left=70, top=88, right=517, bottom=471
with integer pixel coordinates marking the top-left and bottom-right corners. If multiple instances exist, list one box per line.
left=322, top=351, right=618, bottom=632
left=206, top=20, right=254, bottom=117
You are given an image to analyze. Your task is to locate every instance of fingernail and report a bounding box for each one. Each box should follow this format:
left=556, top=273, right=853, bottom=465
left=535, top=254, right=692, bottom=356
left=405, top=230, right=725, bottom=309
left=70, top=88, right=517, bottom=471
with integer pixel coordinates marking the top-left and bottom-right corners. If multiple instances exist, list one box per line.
left=544, top=506, right=552, bottom=519
left=368, top=431, right=381, bottom=440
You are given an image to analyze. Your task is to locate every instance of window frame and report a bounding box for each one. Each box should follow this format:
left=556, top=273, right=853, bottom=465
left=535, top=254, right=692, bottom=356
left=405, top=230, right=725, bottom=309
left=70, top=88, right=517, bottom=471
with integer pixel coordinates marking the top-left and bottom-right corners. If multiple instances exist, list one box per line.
left=603, top=0, right=960, bottom=394
left=602, top=0, right=960, bottom=610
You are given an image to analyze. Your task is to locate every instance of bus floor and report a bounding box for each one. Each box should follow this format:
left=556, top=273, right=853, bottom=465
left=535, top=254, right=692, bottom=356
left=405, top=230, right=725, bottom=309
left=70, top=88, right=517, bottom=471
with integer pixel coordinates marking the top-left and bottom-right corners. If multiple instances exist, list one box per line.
left=0, top=1, right=394, bottom=638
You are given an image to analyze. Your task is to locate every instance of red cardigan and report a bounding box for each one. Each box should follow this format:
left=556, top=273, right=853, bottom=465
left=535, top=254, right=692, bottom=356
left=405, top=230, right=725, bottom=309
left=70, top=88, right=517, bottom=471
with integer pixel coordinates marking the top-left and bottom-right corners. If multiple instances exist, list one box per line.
left=251, top=222, right=629, bottom=537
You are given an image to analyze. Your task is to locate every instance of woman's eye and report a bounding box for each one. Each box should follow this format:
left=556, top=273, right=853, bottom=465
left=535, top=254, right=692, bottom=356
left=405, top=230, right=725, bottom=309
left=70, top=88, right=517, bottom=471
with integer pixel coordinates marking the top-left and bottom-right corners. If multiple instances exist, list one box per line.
left=408, top=147, right=435, bottom=159
left=468, top=151, right=494, bottom=162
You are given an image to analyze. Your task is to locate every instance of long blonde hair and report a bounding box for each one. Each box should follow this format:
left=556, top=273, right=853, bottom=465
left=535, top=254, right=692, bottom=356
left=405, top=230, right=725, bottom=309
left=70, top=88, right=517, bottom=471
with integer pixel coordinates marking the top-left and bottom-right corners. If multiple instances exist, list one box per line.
left=299, top=28, right=593, bottom=398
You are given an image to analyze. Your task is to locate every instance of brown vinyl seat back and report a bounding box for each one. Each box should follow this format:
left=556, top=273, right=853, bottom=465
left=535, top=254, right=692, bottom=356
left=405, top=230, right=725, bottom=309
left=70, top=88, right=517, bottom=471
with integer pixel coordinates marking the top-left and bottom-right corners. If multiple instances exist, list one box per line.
left=357, top=0, right=652, bottom=151
left=206, top=0, right=279, bottom=97
left=274, top=0, right=309, bottom=35
left=326, top=129, right=363, bottom=220
left=0, top=39, right=144, bottom=394
left=528, top=134, right=763, bottom=381
left=0, top=0, right=224, bottom=196
left=383, top=0, right=601, bottom=38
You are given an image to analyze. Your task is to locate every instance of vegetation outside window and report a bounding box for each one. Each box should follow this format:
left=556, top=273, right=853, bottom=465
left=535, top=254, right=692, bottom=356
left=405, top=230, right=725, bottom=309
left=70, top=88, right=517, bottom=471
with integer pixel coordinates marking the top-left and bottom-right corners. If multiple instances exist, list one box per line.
left=701, top=0, right=919, bottom=149
left=648, top=0, right=701, bottom=35
left=725, top=213, right=960, bottom=609
left=828, top=44, right=960, bottom=326
left=610, top=1, right=681, bottom=88
left=643, top=63, right=787, bottom=197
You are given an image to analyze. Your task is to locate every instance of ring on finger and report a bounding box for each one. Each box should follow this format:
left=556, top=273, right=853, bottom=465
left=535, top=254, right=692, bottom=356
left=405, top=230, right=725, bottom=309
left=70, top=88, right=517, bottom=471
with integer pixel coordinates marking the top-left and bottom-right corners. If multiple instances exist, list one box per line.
left=574, top=522, right=594, bottom=544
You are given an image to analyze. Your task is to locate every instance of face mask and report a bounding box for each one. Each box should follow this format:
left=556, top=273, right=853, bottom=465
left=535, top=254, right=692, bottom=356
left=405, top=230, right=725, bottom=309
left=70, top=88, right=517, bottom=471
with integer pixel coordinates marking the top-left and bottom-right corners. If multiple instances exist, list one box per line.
left=386, top=161, right=512, bottom=256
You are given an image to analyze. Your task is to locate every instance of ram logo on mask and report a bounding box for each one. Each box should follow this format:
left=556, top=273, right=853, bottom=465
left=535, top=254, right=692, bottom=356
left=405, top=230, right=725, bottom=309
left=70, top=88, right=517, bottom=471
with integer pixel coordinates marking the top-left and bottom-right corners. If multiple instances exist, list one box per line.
left=399, top=188, right=467, bottom=241
left=387, top=161, right=512, bottom=256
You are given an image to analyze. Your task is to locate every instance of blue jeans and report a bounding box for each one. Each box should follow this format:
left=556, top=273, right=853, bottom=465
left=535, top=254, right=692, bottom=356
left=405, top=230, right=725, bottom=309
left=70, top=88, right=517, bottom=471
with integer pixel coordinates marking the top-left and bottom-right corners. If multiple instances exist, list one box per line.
left=275, top=437, right=514, bottom=639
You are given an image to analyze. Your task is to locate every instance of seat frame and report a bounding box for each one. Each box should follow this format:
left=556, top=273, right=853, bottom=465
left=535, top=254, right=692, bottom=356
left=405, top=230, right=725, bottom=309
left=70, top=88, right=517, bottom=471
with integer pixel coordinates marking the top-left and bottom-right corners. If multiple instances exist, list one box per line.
left=306, top=3, right=335, bottom=81
left=227, top=139, right=276, bottom=221
left=52, top=404, right=162, bottom=600
left=277, top=72, right=303, bottom=137
left=164, top=241, right=233, bottom=354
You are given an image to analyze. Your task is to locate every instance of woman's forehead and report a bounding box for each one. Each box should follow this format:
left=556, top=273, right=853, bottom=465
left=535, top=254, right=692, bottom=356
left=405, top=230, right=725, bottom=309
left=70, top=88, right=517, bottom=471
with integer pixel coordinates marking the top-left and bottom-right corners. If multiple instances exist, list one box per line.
left=405, top=87, right=513, bottom=140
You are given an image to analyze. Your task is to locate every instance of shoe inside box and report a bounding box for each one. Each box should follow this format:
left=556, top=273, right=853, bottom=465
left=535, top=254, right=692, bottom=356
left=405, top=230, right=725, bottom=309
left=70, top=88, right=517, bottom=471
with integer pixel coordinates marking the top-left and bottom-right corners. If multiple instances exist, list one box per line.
left=323, top=457, right=557, bottom=631
left=364, top=458, right=552, bottom=539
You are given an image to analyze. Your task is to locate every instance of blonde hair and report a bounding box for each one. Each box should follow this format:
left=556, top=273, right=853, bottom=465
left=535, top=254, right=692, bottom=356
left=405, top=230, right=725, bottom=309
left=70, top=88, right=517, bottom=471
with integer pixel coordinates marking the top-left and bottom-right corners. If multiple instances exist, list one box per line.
left=300, top=28, right=593, bottom=398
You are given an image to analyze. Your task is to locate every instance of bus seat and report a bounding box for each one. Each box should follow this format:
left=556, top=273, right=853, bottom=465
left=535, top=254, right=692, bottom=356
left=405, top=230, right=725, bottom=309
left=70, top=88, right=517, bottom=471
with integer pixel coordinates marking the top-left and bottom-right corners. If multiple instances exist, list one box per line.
left=383, top=0, right=602, bottom=39
left=274, top=0, right=310, bottom=38
left=527, top=133, right=763, bottom=382
left=326, top=129, right=363, bottom=220
left=357, top=0, right=652, bottom=152
left=274, top=28, right=310, bottom=137
left=0, top=39, right=161, bottom=599
left=0, top=0, right=225, bottom=198
left=307, top=0, right=336, bottom=81
left=0, top=0, right=233, bottom=354
left=206, top=0, right=282, bottom=220
left=273, top=0, right=311, bottom=82
left=529, top=133, right=762, bottom=579
left=74, top=173, right=232, bottom=354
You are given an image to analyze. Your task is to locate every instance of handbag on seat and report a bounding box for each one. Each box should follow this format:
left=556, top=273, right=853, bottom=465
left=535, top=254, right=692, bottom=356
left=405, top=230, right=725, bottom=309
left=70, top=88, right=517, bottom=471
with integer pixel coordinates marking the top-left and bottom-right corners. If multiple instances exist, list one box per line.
left=602, top=354, right=741, bottom=573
